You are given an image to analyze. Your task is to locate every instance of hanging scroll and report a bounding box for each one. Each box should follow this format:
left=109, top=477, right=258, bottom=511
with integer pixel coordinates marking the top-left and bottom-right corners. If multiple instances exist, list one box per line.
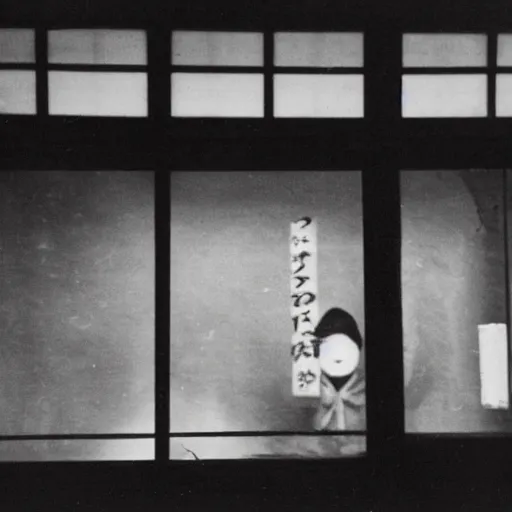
left=290, top=216, right=321, bottom=397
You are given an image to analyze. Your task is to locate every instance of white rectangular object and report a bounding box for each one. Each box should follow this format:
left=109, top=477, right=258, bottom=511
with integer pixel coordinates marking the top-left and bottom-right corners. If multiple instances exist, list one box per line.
left=290, top=217, right=320, bottom=397
left=478, top=323, right=509, bottom=410
left=274, top=74, right=364, bottom=118
left=49, top=71, right=147, bottom=117
left=402, top=74, right=487, bottom=118
left=171, top=73, right=264, bottom=117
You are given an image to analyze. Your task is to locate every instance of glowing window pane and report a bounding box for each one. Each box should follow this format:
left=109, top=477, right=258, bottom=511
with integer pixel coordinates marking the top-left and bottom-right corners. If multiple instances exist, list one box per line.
left=0, top=70, right=36, bottom=114
left=171, top=73, right=263, bottom=117
left=402, top=170, right=510, bottom=433
left=0, top=29, right=35, bottom=63
left=275, top=33, right=363, bottom=67
left=48, top=30, right=147, bottom=65
left=171, top=171, right=365, bottom=434
left=49, top=72, right=147, bottom=117
left=498, top=35, right=512, bottom=66
left=172, top=31, right=263, bottom=66
left=0, top=171, right=154, bottom=436
left=403, top=34, right=487, bottom=67
left=274, top=74, right=363, bottom=118
left=402, top=75, right=487, bottom=117
left=496, top=74, right=512, bottom=117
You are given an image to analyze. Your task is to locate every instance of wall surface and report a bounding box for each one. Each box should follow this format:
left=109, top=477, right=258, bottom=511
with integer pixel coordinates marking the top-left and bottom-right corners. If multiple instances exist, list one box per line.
left=0, top=171, right=154, bottom=460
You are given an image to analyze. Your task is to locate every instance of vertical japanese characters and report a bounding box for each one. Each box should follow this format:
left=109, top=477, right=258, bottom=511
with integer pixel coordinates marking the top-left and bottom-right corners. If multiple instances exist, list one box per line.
left=290, top=216, right=321, bottom=397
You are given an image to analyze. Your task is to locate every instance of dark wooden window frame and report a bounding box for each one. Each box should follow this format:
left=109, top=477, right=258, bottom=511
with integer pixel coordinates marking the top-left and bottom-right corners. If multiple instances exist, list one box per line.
left=2, top=1, right=512, bottom=509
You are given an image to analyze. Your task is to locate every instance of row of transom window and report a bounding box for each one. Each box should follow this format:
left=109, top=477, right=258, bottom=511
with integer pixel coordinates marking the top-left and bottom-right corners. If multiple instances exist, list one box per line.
left=2, top=29, right=512, bottom=117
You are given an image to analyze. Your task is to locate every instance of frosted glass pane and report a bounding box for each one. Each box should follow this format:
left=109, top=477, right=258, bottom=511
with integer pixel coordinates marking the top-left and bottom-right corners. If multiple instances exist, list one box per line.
left=275, top=33, right=363, bottom=67
left=0, top=439, right=154, bottom=461
left=49, top=72, right=147, bottom=116
left=403, top=34, right=487, bottom=67
left=498, top=35, right=512, bottom=66
left=0, top=29, right=35, bottom=63
left=172, top=31, right=263, bottom=66
left=171, top=73, right=263, bottom=117
left=171, top=171, right=365, bottom=433
left=496, top=75, right=512, bottom=116
left=0, top=171, right=154, bottom=435
left=401, top=170, right=512, bottom=433
left=274, top=74, right=363, bottom=118
left=171, top=436, right=366, bottom=460
left=402, top=75, right=487, bottom=117
left=0, top=71, right=36, bottom=114
left=49, top=30, right=146, bottom=65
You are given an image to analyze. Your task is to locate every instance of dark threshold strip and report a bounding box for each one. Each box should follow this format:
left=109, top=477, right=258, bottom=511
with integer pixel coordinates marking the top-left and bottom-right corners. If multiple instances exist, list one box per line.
left=407, top=432, right=512, bottom=439
left=171, top=65, right=262, bottom=74
left=170, top=430, right=367, bottom=437
left=402, top=67, right=489, bottom=74
left=47, top=64, right=148, bottom=72
left=171, top=66, right=364, bottom=74
left=0, top=434, right=154, bottom=441
left=273, top=67, right=364, bottom=74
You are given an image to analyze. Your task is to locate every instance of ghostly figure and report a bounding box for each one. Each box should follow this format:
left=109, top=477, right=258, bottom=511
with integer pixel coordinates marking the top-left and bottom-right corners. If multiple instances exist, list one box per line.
left=313, top=308, right=366, bottom=441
